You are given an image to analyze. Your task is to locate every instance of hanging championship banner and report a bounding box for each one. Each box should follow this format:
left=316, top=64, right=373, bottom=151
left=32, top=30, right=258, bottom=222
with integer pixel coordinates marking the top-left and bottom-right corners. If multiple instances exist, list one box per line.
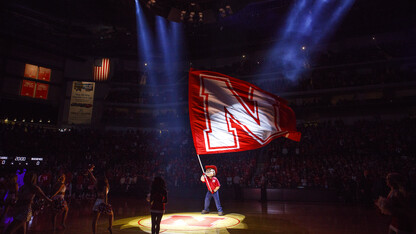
left=20, top=80, right=36, bottom=97
left=34, top=83, right=49, bottom=99
left=68, top=81, right=95, bottom=124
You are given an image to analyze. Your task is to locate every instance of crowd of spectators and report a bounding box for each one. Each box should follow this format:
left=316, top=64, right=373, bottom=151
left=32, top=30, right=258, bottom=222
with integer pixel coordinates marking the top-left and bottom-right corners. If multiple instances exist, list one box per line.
left=1, top=117, right=415, bottom=204
left=106, top=54, right=415, bottom=106
left=257, top=119, right=416, bottom=202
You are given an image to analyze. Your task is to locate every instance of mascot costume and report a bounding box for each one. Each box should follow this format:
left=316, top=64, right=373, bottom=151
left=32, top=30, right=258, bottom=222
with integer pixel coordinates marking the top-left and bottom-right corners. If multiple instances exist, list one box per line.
left=200, top=165, right=224, bottom=216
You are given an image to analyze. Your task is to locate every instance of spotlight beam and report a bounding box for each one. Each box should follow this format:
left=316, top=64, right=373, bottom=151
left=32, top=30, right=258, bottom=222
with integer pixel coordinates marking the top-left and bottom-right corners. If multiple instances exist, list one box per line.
left=262, top=0, right=355, bottom=82
left=135, top=0, right=156, bottom=86
left=156, top=16, right=170, bottom=77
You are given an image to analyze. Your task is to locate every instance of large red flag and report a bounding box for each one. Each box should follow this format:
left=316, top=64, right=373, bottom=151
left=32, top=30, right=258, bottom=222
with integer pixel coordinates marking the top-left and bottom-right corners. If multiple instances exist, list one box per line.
left=189, top=69, right=301, bottom=155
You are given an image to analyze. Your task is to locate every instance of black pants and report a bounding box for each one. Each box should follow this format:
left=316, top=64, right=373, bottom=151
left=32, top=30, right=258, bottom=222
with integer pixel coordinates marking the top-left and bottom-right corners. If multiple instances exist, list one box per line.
left=151, top=212, right=163, bottom=234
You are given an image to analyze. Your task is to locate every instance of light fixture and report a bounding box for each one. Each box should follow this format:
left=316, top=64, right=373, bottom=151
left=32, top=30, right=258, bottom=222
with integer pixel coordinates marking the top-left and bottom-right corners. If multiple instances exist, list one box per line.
left=219, top=8, right=226, bottom=18
left=180, top=10, right=186, bottom=21
left=225, top=5, right=233, bottom=15
left=198, top=12, right=203, bottom=22
left=146, top=0, right=156, bottom=8
left=180, top=2, right=205, bottom=23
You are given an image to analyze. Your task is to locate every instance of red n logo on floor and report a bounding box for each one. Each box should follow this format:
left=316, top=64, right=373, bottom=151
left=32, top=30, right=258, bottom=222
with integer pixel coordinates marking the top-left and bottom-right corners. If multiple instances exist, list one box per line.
left=161, top=215, right=224, bottom=227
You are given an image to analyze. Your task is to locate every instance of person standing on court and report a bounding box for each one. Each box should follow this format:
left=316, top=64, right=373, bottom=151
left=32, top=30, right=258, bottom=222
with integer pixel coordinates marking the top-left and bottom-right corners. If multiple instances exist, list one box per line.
left=147, top=176, right=167, bottom=234
left=201, top=165, right=224, bottom=216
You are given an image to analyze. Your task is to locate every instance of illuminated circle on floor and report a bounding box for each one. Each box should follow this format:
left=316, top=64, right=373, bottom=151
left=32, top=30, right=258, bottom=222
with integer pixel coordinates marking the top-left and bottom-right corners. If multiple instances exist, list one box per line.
left=114, top=212, right=247, bottom=233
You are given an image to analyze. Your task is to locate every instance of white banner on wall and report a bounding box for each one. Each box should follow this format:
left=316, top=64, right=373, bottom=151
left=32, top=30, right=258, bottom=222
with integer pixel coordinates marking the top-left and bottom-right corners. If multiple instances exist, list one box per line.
left=68, top=81, right=95, bottom=124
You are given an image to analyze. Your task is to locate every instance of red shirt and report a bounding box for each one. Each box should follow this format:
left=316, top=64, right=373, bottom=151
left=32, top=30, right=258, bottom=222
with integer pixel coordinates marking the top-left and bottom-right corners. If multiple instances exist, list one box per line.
left=204, top=176, right=220, bottom=191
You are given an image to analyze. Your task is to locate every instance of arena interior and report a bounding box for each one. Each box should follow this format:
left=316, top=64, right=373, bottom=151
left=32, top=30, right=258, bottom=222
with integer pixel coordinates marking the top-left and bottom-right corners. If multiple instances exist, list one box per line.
left=0, top=0, right=416, bottom=233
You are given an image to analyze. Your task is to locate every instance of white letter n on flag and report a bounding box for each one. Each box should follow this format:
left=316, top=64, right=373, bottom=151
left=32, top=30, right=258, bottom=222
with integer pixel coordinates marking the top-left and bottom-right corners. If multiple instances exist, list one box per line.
left=189, top=70, right=300, bottom=155
left=200, top=74, right=280, bottom=151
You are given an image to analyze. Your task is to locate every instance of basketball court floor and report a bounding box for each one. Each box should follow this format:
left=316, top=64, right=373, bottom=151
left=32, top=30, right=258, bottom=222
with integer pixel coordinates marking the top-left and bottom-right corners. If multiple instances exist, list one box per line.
left=1, top=196, right=405, bottom=234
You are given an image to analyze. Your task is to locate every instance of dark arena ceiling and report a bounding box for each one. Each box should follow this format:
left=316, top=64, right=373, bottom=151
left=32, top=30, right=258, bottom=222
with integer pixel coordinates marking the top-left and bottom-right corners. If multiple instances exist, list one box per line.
left=0, top=0, right=414, bottom=59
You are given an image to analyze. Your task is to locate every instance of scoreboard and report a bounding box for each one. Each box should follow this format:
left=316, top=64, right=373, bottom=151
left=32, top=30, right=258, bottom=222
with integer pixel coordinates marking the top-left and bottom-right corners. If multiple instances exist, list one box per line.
left=0, top=156, right=45, bottom=167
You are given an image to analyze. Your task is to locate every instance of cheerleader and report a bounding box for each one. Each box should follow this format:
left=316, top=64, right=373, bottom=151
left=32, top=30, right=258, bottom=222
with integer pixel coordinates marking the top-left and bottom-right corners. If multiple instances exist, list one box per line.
left=3, top=171, right=52, bottom=234
left=0, top=174, right=18, bottom=224
left=87, top=166, right=113, bottom=234
left=375, top=173, right=413, bottom=234
left=51, top=174, right=69, bottom=231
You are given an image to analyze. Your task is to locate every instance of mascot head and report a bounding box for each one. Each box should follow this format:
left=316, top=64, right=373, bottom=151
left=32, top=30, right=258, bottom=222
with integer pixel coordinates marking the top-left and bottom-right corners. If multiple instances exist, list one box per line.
left=205, top=165, right=217, bottom=178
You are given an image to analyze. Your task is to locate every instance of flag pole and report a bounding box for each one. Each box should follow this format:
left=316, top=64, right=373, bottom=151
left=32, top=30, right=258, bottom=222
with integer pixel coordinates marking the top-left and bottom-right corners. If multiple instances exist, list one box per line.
left=197, top=153, right=205, bottom=173
left=197, top=154, right=213, bottom=193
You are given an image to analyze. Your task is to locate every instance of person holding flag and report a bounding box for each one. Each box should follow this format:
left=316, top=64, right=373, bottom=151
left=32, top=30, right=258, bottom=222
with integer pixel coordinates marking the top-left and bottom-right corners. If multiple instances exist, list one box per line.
left=200, top=165, right=224, bottom=216
left=189, top=69, right=300, bottom=217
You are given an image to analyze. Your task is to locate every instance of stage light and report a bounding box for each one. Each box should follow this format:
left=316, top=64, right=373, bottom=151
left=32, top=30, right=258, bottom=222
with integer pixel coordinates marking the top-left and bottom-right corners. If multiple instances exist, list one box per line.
left=47, top=120, right=50, bottom=123
left=219, top=8, right=226, bottom=18
left=199, top=12, right=203, bottom=22
left=39, top=119, right=42, bottom=123
left=22, top=119, right=25, bottom=122
left=372, top=36, right=376, bottom=40
left=242, top=54, right=246, bottom=59
left=180, top=10, right=186, bottom=21
left=301, top=46, right=306, bottom=50
left=30, top=119, right=33, bottom=123
left=144, top=63, right=148, bottom=66
left=189, top=11, right=195, bottom=22
left=13, top=118, right=16, bottom=122
left=146, top=0, right=156, bottom=8
left=4, top=118, right=8, bottom=123
left=180, top=2, right=207, bottom=24
left=226, top=5, right=233, bottom=15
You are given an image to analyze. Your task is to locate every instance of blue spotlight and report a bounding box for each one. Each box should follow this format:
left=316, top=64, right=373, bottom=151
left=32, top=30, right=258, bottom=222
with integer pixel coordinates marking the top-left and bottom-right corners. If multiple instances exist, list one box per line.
left=170, top=21, right=185, bottom=76
left=135, top=0, right=156, bottom=85
left=169, top=21, right=187, bottom=128
left=261, top=0, right=355, bottom=82
left=156, top=16, right=170, bottom=77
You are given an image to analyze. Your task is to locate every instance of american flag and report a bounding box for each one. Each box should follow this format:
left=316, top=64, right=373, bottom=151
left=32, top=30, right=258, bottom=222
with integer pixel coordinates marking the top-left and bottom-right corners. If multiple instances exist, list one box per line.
left=93, top=58, right=110, bottom=81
